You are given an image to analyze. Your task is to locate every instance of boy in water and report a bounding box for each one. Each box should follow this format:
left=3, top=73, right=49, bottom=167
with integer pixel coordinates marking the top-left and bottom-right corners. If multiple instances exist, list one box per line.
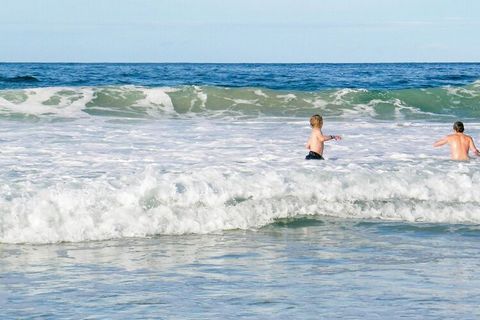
left=305, top=114, right=341, bottom=160
left=433, top=121, right=480, bottom=160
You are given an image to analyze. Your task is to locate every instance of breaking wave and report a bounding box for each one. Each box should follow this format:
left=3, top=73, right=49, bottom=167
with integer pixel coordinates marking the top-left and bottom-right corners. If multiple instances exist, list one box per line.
left=1, top=81, right=480, bottom=120
left=2, top=165, right=480, bottom=244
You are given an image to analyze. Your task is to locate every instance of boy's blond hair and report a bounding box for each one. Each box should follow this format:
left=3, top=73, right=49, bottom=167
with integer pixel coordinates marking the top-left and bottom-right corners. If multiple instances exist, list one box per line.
left=310, top=114, right=323, bottom=128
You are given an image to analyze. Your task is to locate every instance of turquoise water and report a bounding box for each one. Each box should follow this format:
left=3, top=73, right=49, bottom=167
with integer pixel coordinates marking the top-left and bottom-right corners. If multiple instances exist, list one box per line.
left=1, top=63, right=480, bottom=318
left=2, top=83, right=480, bottom=120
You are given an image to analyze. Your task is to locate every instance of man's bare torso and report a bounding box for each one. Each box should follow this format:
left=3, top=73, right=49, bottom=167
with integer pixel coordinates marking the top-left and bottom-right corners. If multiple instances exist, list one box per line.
left=446, top=133, right=474, bottom=161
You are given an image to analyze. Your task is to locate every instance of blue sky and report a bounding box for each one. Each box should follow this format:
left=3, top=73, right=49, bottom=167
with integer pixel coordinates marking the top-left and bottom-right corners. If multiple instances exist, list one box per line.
left=1, top=0, right=479, bottom=62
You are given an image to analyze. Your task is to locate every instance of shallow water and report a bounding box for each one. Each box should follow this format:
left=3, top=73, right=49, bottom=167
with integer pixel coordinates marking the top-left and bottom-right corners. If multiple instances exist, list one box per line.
left=2, top=218, right=480, bottom=319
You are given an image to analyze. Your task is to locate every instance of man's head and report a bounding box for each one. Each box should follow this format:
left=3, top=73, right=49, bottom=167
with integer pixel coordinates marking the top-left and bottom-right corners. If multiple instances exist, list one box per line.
left=310, top=114, right=323, bottom=128
left=453, top=121, right=464, bottom=133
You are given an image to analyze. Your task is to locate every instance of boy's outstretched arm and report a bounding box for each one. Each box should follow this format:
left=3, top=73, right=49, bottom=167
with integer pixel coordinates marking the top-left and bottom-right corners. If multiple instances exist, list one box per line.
left=321, top=135, right=342, bottom=142
left=433, top=136, right=448, bottom=147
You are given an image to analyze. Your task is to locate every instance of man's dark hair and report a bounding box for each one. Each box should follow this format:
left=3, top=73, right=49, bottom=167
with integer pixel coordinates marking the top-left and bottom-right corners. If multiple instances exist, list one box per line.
left=453, top=121, right=464, bottom=133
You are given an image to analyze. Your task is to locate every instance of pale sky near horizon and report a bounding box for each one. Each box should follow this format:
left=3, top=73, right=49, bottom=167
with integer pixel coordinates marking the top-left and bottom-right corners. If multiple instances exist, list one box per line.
left=0, top=0, right=479, bottom=63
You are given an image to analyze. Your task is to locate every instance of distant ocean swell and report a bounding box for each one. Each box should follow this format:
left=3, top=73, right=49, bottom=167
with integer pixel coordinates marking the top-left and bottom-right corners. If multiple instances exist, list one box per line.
left=0, top=75, right=39, bottom=83
left=2, top=166, right=480, bottom=244
left=0, top=81, right=479, bottom=120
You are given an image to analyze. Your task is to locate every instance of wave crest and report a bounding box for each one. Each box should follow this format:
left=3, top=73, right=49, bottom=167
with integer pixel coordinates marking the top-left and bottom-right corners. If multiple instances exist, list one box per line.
left=0, top=83, right=480, bottom=120
left=2, top=166, right=480, bottom=244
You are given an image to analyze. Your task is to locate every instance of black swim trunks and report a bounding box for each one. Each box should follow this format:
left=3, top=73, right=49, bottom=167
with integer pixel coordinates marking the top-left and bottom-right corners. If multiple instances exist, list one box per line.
left=305, top=151, right=324, bottom=160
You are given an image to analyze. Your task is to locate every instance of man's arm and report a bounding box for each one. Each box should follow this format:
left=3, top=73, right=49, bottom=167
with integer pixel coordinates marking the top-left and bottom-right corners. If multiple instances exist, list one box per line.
left=433, top=136, right=448, bottom=147
left=469, top=137, right=480, bottom=156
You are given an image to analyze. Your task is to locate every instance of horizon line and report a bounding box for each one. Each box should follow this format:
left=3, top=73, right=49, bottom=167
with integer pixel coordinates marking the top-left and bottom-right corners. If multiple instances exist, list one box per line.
left=1, top=61, right=480, bottom=64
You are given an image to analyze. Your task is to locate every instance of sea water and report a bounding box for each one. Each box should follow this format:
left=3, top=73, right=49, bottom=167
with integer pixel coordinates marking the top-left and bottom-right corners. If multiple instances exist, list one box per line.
left=1, top=63, right=480, bottom=319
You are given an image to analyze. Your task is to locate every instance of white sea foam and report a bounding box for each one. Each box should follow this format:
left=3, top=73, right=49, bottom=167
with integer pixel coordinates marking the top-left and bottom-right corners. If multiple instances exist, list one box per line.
left=445, top=85, right=479, bottom=98
left=330, top=88, right=368, bottom=104
left=2, top=162, right=480, bottom=244
left=1, top=118, right=479, bottom=244
left=254, top=89, right=269, bottom=97
left=0, top=87, right=94, bottom=118
left=276, top=93, right=297, bottom=102
left=137, top=87, right=176, bottom=116
left=225, top=98, right=259, bottom=106
left=0, top=86, right=176, bottom=118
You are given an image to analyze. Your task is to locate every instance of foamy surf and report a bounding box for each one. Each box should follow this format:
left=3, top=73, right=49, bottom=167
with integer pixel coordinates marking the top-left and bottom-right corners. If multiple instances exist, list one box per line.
left=2, top=165, right=480, bottom=244
left=1, top=116, right=479, bottom=244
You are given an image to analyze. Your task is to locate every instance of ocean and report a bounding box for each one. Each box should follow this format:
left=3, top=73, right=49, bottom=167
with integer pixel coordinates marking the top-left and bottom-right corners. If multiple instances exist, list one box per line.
left=1, top=63, right=480, bottom=319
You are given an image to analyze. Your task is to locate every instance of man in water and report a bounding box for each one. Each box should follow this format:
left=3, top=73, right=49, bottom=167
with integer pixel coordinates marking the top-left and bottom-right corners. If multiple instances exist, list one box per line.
left=305, top=114, right=341, bottom=160
left=433, top=121, right=480, bottom=160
